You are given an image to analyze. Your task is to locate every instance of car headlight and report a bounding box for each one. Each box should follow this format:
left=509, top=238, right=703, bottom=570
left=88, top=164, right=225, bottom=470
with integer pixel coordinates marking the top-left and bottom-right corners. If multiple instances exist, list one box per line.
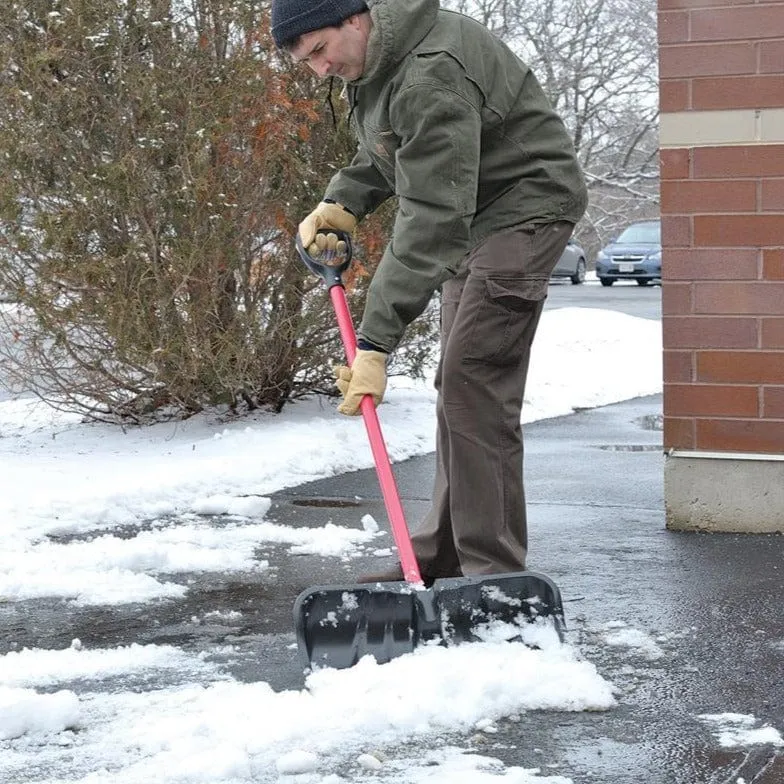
left=596, top=250, right=608, bottom=261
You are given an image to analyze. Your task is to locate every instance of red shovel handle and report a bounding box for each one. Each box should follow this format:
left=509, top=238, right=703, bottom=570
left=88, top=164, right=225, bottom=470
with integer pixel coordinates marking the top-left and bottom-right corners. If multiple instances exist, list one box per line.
left=329, top=286, right=423, bottom=585
left=295, top=230, right=423, bottom=585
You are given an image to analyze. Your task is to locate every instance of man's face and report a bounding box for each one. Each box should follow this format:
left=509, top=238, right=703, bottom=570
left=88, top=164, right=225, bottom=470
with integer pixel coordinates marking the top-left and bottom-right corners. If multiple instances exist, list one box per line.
left=289, top=16, right=369, bottom=81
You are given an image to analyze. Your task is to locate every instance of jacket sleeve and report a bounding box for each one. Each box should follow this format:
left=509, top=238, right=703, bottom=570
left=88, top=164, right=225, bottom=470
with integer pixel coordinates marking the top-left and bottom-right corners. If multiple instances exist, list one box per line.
left=324, top=145, right=394, bottom=220
left=359, top=68, right=482, bottom=352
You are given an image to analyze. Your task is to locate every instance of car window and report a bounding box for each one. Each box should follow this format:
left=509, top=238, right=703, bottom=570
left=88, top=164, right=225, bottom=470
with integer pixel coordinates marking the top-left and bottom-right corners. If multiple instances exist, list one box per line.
left=616, top=222, right=661, bottom=244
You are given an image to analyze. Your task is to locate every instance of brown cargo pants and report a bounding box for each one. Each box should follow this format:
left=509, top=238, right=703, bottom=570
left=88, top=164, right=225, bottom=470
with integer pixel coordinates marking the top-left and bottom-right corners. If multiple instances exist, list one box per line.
left=409, top=221, right=573, bottom=577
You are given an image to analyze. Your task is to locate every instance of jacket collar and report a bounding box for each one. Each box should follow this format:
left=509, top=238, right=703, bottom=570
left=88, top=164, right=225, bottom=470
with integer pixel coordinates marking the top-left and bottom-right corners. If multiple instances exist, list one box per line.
left=353, top=0, right=439, bottom=85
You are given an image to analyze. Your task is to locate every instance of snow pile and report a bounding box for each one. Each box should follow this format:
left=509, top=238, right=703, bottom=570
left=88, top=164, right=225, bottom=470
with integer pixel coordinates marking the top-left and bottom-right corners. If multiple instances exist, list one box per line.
left=0, top=636, right=614, bottom=781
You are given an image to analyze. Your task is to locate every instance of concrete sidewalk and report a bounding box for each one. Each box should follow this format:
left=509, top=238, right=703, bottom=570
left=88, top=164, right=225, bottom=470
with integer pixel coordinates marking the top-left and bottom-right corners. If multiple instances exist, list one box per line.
left=270, top=393, right=784, bottom=783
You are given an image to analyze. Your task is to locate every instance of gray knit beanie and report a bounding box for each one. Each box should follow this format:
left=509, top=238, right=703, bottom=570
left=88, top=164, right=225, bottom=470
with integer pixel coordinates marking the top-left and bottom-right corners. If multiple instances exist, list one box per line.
left=271, top=0, right=369, bottom=49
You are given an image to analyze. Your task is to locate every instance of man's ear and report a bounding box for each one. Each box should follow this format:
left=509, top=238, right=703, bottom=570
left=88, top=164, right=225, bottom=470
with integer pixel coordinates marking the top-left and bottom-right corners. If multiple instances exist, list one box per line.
left=344, top=12, right=368, bottom=31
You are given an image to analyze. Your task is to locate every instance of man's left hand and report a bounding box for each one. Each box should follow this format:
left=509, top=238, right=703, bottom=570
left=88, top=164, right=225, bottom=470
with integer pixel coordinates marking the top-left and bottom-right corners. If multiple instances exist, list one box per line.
left=334, top=349, right=387, bottom=416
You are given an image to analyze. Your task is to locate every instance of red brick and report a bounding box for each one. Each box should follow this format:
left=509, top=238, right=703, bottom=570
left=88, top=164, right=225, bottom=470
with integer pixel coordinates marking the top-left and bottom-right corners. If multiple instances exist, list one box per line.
left=761, top=318, right=784, bottom=347
left=761, top=179, right=784, bottom=212
left=697, top=419, right=784, bottom=454
left=693, top=145, right=784, bottom=179
left=763, top=250, right=784, bottom=280
left=660, top=79, right=691, bottom=112
left=662, top=215, right=692, bottom=247
left=663, top=349, right=694, bottom=383
left=658, top=11, right=690, bottom=44
left=664, top=416, right=696, bottom=450
left=697, top=350, right=784, bottom=383
left=763, top=387, right=784, bottom=418
left=760, top=40, right=784, bottom=74
left=664, top=249, right=759, bottom=280
left=694, top=215, right=784, bottom=248
left=662, top=282, right=692, bottom=315
left=695, top=282, right=784, bottom=314
left=661, top=148, right=691, bottom=180
left=659, top=42, right=756, bottom=78
left=665, top=383, right=759, bottom=417
left=691, top=6, right=784, bottom=42
left=693, top=75, right=784, bottom=111
left=661, top=180, right=757, bottom=213
left=664, top=316, right=758, bottom=348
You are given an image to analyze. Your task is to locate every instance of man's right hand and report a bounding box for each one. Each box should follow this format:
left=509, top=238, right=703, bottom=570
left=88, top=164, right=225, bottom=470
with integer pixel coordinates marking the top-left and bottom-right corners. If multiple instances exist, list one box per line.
left=298, top=201, right=357, bottom=256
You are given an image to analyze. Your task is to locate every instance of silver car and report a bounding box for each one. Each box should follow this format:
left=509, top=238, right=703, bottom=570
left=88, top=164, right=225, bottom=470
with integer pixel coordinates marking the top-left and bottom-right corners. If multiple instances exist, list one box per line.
left=550, top=238, right=587, bottom=284
left=595, top=220, right=662, bottom=286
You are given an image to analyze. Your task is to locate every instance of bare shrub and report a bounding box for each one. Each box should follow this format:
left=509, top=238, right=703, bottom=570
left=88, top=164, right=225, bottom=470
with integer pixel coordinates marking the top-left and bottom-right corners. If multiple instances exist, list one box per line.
left=0, top=1, right=438, bottom=421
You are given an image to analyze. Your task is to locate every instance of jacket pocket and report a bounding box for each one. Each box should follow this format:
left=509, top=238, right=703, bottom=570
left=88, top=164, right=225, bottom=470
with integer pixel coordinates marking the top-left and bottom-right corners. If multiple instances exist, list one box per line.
left=465, top=275, right=548, bottom=365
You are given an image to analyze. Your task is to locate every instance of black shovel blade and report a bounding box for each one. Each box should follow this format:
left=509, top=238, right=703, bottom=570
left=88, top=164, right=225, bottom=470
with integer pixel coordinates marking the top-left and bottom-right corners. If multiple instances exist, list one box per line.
left=434, top=571, right=566, bottom=646
left=294, top=571, right=565, bottom=671
left=294, top=583, right=437, bottom=671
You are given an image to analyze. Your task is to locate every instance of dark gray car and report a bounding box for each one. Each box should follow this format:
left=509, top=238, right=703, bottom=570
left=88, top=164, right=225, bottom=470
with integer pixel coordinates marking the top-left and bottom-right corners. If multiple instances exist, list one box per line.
left=595, top=219, right=661, bottom=286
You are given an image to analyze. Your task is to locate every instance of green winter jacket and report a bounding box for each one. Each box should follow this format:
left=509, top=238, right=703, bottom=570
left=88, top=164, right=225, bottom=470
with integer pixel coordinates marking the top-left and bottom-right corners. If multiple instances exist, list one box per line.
left=324, top=0, right=587, bottom=353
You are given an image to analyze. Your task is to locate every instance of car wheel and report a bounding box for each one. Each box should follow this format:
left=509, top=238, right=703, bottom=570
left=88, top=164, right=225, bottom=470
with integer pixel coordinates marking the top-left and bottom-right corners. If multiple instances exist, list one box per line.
left=570, top=258, right=586, bottom=285
left=636, top=279, right=651, bottom=286
left=599, top=278, right=614, bottom=287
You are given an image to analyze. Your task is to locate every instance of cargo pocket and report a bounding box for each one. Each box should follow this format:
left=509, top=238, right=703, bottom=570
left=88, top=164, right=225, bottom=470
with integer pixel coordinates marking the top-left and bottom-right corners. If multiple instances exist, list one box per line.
left=466, top=275, right=549, bottom=365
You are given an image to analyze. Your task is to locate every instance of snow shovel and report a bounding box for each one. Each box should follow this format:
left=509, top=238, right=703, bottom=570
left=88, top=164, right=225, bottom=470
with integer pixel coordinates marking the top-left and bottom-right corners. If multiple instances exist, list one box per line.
left=293, top=230, right=566, bottom=671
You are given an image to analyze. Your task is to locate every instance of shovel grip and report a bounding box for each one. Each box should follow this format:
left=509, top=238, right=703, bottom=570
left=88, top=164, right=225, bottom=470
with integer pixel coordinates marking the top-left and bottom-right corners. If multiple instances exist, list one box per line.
left=329, top=285, right=423, bottom=585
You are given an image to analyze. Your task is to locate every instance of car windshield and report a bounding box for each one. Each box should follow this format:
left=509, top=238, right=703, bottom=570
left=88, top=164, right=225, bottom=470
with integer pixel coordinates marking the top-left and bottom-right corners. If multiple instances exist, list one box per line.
left=616, top=222, right=661, bottom=244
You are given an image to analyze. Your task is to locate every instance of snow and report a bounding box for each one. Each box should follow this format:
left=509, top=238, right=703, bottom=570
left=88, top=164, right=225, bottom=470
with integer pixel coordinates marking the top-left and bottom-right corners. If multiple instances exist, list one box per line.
left=698, top=713, right=784, bottom=748
left=0, top=687, right=81, bottom=741
left=2, top=637, right=614, bottom=780
left=599, top=621, right=665, bottom=660
left=1, top=303, right=776, bottom=781
left=0, top=641, right=220, bottom=689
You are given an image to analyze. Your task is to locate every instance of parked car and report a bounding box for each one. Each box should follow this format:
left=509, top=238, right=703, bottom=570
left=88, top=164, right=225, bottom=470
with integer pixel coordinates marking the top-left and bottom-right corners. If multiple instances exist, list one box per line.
left=594, top=219, right=661, bottom=286
left=550, top=237, right=587, bottom=284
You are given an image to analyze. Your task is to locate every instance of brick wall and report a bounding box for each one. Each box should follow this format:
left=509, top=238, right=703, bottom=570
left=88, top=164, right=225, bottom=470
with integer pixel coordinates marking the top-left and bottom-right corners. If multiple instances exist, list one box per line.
left=659, top=0, right=784, bottom=455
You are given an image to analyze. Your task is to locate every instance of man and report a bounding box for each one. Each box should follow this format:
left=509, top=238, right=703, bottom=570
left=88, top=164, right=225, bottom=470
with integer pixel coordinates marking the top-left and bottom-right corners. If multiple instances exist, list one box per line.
left=272, top=0, right=587, bottom=584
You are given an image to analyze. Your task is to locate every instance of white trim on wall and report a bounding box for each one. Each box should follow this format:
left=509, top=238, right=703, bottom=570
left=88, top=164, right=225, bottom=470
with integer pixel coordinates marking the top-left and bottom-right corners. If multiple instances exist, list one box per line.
left=660, top=108, right=784, bottom=147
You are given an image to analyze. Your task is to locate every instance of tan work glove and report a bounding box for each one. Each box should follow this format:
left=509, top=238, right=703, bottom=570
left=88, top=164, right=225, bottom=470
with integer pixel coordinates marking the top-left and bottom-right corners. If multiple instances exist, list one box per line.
left=298, top=201, right=357, bottom=256
left=307, top=231, right=348, bottom=258
left=334, top=349, right=387, bottom=416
